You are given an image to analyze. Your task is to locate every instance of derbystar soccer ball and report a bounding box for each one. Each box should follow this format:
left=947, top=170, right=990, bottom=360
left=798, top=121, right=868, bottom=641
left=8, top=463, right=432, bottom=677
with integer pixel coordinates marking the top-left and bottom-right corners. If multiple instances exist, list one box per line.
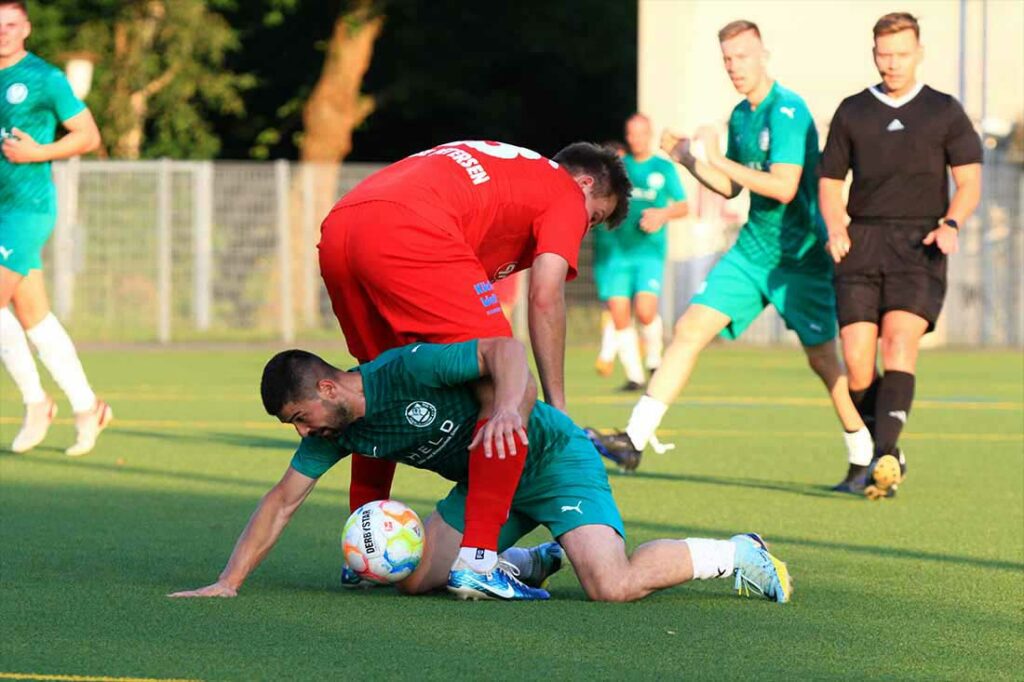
left=342, top=499, right=424, bottom=584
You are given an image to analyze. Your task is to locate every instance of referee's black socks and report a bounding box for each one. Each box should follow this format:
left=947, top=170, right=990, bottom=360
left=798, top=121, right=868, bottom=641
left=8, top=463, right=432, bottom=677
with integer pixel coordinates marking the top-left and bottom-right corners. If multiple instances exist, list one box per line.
left=874, top=371, right=915, bottom=458
left=850, top=376, right=882, bottom=436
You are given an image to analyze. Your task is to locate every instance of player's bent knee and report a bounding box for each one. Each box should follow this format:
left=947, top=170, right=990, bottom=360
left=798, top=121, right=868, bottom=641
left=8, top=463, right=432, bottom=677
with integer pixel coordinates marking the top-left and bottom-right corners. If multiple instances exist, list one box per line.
left=579, top=574, right=636, bottom=603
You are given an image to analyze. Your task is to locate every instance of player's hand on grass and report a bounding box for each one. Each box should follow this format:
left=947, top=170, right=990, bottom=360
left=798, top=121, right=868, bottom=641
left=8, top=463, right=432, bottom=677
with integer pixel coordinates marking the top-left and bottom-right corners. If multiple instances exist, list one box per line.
left=922, top=223, right=959, bottom=255
left=168, top=581, right=238, bottom=598
left=639, top=208, right=667, bottom=233
left=826, top=225, right=853, bottom=263
left=469, top=409, right=528, bottom=459
left=1, top=127, right=44, bottom=163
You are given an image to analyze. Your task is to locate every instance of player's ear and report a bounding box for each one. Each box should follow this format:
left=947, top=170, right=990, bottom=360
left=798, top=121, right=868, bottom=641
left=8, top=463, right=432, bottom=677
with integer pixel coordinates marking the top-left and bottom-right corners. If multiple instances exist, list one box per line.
left=575, top=174, right=595, bottom=191
left=317, top=379, right=337, bottom=399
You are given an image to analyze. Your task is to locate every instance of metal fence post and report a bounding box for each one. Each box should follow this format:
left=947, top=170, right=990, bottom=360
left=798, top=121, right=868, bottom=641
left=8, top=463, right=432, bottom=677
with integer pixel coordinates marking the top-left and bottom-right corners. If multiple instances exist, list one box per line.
left=157, top=159, right=172, bottom=343
left=193, top=161, right=213, bottom=331
left=302, top=163, right=317, bottom=328
left=276, top=160, right=295, bottom=343
left=53, top=158, right=77, bottom=319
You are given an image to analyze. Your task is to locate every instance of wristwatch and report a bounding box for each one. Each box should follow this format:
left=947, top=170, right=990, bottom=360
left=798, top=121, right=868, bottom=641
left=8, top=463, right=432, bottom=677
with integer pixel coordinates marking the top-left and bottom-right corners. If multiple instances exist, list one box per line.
left=940, top=218, right=959, bottom=231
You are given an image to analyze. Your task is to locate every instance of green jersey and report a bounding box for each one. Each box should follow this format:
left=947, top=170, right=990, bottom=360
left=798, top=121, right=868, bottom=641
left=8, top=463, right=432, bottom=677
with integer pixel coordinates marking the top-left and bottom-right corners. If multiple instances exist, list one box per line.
left=0, top=52, right=86, bottom=215
left=726, top=82, right=826, bottom=267
left=291, top=341, right=576, bottom=486
left=615, top=154, right=686, bottom=258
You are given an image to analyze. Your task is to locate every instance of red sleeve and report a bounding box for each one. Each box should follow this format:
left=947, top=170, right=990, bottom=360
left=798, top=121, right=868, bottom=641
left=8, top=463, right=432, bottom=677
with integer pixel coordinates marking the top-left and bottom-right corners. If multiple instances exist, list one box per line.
left=349, top=455, right=397, bottom=512
left=531, top=191, right=589, bottom=281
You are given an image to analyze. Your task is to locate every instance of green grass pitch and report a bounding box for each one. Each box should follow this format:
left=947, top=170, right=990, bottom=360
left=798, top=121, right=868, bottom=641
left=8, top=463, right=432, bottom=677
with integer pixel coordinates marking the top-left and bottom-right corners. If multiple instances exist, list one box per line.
left=1, top=344, right=1022, bottom=681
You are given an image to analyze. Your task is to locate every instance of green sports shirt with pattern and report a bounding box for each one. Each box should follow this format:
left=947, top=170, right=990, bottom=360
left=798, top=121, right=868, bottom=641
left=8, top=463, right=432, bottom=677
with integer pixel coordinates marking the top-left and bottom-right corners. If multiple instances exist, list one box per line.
left=726, top=82, right=827, bottom=268
left=614, top=154, right=686, bottom=259
left=0, top=52, right=86, bottom=215
left=290, top=341, right=577, bottom=486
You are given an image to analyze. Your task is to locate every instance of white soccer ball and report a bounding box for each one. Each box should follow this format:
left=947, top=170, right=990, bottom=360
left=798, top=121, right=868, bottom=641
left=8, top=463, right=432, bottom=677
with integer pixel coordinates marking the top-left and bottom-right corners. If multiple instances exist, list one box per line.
left=342, top=499, right=424, bottom=584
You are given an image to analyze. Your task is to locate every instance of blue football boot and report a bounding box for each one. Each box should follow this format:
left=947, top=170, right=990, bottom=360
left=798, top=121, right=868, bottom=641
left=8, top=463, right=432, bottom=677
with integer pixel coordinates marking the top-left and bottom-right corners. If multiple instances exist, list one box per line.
left=447, top=559, right=550, bottom=601
left=730, top=533, right=793, bottom=604
left=584, top=427, right=642, bottom=472
left=340, top=564, right=380, bottom=589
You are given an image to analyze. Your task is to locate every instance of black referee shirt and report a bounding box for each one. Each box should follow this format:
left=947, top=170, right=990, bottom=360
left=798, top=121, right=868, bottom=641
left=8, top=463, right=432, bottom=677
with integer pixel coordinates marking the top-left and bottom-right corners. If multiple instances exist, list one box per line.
left=819, top=84, right=982, bottom=221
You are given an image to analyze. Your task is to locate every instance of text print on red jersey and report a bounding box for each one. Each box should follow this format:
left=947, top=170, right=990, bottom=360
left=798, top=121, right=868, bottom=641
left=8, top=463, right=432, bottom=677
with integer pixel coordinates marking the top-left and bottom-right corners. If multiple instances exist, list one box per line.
left=411, top=141, right=558, bottom=186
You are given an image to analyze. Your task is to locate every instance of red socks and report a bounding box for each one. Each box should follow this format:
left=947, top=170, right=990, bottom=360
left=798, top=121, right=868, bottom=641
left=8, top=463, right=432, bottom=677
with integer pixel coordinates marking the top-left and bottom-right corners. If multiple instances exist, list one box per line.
left=349, top=454, right=397, bottom=513
left=462, top=419, right=529, bottom=550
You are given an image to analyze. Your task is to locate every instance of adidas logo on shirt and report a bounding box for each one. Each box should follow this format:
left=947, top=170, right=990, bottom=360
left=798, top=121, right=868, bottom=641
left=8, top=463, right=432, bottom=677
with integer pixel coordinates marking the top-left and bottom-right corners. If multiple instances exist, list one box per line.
left=886, top=118, right=905, bottom=132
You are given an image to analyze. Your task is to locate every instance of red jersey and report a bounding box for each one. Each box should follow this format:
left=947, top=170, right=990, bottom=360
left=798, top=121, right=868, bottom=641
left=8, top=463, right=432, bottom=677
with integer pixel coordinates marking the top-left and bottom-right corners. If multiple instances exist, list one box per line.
left=333, top=140, right=590, bottom=280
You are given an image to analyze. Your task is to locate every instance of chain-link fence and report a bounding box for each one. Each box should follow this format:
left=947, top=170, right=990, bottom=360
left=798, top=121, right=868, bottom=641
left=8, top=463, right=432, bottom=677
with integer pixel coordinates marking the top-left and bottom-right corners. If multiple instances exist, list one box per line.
left=41, top=157, right=1022, bottom=347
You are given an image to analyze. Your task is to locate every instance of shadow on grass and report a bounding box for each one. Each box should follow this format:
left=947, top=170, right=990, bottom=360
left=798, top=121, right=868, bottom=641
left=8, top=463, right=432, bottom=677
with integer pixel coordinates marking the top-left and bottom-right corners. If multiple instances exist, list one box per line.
left=617, top=468, right=838, bottom=499
left=114, top=427, right=297, bottom=451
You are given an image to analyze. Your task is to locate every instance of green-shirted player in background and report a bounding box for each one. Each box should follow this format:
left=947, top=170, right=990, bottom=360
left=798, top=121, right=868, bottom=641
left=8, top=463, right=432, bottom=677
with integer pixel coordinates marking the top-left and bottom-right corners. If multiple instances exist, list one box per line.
left=594, top=116, right=688, bottom=391
left=0, top=0, right=111, bottom=456
left=170, top=337, right=792, bottom=603
left=591, top=20, right=872, bottom=473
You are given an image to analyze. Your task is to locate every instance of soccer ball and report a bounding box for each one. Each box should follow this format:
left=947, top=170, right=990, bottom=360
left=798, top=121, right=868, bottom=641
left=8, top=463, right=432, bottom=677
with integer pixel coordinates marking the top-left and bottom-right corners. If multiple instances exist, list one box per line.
left=342, top=499, right=424, bottom=584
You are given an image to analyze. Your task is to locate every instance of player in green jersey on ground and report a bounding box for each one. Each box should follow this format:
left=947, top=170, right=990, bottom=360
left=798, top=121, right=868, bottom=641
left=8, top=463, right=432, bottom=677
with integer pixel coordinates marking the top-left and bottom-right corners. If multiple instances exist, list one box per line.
left=170, top=336, right=792, bottom=603
left=590, top=19, right=871, bottom=474
left=594, top=115, right=688, bottom=391
left=0, top=0, right=111, bottom=456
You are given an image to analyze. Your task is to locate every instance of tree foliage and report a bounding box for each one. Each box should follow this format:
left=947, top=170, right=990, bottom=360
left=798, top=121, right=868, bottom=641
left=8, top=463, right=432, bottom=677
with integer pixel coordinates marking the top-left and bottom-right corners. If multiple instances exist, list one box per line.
left=27, top=0, right=253, bottom=159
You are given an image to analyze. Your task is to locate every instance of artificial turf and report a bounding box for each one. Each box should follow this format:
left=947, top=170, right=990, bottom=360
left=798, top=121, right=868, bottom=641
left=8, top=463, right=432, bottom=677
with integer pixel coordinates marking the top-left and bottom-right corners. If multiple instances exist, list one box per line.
left=1, top=344, right=1021, bottom=681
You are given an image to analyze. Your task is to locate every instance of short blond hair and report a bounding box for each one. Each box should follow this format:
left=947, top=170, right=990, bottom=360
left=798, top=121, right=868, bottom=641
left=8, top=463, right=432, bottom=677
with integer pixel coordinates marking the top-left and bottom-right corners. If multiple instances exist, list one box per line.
left=718, top=20, right=761, bottom=43
left=873, top=12, right=920, bottom=40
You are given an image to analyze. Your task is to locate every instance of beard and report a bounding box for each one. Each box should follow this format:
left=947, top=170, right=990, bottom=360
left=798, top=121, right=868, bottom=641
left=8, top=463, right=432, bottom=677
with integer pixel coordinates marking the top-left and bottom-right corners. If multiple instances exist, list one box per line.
left=316, top=398, right=355, bottom=439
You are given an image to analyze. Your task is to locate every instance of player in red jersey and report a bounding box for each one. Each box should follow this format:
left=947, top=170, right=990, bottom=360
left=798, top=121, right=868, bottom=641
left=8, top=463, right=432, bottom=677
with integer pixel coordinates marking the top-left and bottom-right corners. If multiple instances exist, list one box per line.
left=319, top=140, right=630, bottom=588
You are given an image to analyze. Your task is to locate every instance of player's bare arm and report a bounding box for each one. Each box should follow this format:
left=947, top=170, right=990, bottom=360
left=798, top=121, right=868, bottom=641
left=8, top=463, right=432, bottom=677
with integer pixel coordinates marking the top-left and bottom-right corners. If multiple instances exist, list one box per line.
left=1, top=109, right=100, bottom=164
left=468, top=337, right=537, bottom=458
left=527, top=253, right=568, bottom=412
left=168, top=467, right=318, bottom=598
left=662, top=129, right=741, bottom=198
left=819, top=177, right=852, bottom=263
left=696, top=126, right=801, bottom=204
left=922, top=163, right=981, bottom=255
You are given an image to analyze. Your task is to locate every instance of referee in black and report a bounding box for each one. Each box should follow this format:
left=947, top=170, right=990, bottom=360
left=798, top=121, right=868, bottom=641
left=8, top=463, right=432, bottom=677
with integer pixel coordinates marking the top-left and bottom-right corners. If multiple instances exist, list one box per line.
left=818, top=12, right=982, bottom=500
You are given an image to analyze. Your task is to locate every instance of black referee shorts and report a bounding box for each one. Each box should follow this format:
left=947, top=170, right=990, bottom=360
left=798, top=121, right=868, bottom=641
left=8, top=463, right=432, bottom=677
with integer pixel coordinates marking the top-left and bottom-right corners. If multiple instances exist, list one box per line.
left=834, top=220, right=947, bottom=333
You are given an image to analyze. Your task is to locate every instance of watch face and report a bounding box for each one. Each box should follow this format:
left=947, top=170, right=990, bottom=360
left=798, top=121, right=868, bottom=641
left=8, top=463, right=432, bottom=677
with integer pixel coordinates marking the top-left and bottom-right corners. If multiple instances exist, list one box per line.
left=943, top=219, right=959, bottom=229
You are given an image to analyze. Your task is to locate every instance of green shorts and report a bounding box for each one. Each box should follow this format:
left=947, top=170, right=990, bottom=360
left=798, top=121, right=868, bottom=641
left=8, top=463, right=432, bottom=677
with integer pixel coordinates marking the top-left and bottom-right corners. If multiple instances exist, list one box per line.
left=0, top=212, right=56, bottom=276
left=594, top=253, right=665, bottom=302
left=691, top=247, right=837, bottom=347
left=437, top=429, right=626, bottom=551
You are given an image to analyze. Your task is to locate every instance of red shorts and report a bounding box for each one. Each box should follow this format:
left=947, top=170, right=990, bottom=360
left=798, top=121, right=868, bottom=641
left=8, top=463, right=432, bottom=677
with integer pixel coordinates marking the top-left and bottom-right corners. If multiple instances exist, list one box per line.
left=319, top=201, right=513, bottom=362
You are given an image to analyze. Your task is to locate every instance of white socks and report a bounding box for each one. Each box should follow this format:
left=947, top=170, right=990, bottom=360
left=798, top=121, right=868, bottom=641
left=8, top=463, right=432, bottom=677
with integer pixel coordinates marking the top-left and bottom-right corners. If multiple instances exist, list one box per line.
left=626, top=394, right=668, bottom=451
left=844, top=426, right=874, bottom=466
left=25, top=313, right=96, bottom=413
left=685, top=538, right=736, bottom=580
left=640, top=316, right=664, bottom=370
left=616, top=328, right=646, bottom=384
left=457, top=546, right=498, bottom=572
left=1, top=308, right=46, bottom=404
left=598, top=318, right=618, bottom=363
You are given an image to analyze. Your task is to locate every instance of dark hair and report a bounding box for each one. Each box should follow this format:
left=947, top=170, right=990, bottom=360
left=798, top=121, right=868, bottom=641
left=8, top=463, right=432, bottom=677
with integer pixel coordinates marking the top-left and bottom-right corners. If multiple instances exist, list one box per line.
left=261, top=349, right=338, bottom=416
left=0, top=1, right=29, bottom=17
left=553, top=142, right=631, bottom=228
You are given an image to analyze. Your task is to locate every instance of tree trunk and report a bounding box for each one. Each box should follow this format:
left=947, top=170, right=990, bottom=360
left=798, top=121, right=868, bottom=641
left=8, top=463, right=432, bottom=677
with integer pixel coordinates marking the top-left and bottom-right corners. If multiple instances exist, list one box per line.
left=277, top=3, right=382, bottom=332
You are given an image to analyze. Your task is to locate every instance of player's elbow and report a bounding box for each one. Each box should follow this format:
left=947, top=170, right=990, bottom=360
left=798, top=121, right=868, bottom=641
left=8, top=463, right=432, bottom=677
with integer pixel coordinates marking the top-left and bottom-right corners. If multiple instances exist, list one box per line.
left=774, top=184, right=799, bottom=205
left=82, top=127, right=102, bottom=155
left=528, top=286, right=563, bottom=314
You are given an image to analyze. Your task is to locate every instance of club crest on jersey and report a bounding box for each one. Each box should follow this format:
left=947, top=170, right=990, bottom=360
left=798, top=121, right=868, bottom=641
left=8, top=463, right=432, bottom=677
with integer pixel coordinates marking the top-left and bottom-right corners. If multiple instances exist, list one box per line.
left=758, top=127, right=770, bottom=152
left=405, top=401, right=437, bottom=428
left=5, top=83, right=28, bottom=105
left=647, top=172, right=665, bottom=190
left=493, top=262, right=517, bottom=280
